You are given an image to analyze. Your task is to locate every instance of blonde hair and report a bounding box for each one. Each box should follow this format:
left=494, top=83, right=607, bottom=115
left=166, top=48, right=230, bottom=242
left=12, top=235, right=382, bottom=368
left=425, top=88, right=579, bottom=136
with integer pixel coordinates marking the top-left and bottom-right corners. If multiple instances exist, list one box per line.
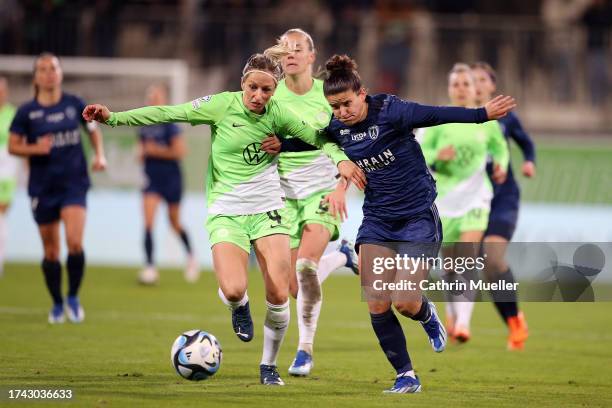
left=241, top=43, right=292, bottom=84
left=280, top=28, right=315, bottom=52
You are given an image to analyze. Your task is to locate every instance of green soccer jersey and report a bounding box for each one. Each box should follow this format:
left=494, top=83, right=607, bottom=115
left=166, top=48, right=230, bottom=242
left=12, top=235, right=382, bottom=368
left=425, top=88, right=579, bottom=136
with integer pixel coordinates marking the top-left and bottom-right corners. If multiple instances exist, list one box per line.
left=273, top=79, right=337, bottom=199
left=107, top=91, right=347, bottom=215
left=0, top=103, right=18, bottom=180
left=420, top=120, right=509, bottom=217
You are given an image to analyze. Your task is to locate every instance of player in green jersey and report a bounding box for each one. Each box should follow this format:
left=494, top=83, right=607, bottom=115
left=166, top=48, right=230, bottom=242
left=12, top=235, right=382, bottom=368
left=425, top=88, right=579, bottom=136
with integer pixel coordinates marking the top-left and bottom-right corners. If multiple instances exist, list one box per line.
left=0, top=77, right=18, bottom=277
left=82, top=45, right=365, bottom=386
left=420, top=63, right=509, bottom=343
left=259, top=29, right=359, bottom=377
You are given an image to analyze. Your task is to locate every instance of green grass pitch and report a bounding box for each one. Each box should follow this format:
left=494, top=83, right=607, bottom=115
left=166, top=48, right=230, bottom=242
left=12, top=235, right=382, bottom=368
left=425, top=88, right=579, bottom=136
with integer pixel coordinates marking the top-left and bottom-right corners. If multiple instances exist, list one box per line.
left=1, top=264, right=611, bottom=407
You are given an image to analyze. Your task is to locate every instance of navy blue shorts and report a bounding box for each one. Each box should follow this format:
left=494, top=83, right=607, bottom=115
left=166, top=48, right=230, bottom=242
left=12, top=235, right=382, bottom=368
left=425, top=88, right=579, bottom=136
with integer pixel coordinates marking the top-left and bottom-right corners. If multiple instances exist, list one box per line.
left=486, top=190, right=519, bottom=240
left=143, top=177, right=182, bottom=204
left=31, top=189, right=87, bottom=225
left=356, top=204, right=442, bottom=257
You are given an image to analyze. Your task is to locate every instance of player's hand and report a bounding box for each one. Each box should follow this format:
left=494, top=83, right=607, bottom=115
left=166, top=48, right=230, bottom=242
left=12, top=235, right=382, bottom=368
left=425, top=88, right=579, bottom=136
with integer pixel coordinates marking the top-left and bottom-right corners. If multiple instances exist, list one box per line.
left=261, top=135, right=281, bottom=155
left=92, top=154, right=107, bottom=172
left=323, top=182, right=349, bottom=221
left=522, top=161, right=536, bottom=178
left=36, top=134, right=53, bottom=155
left=82, top=104, right=111, bottom=123
left=338, top=160, right=366, bottom=191
left=437, top=145, right=455, bottom=161
left=484, top=95, right=516, bottom=120
left=492, top=163, right=507, bottom=184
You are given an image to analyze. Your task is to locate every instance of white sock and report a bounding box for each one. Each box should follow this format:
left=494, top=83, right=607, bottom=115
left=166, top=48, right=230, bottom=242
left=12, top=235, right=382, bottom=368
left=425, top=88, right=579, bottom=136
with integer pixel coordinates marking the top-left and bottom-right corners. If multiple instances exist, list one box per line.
left=296, top=258, right=322, bottom=354
left=0, top=214, right=5, bottom=274
left=218, top=287, right=248, bottom=310
left=398, top=369, right=416, bottom=378
left=455, top=301, right=475, bottom=330
left=317, top=251, right=346, bottom=283
left=261, top=300, right=290, bottom=366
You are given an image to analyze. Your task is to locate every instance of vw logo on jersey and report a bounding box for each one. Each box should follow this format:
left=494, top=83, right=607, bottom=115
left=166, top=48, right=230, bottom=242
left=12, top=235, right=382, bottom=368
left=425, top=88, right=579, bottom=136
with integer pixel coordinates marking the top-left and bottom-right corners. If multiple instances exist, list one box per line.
left=243, top=142, right=267, bottom=165
left=368, top=125, right=380, bottom=140
left=65, top=106, right=77, bottom=120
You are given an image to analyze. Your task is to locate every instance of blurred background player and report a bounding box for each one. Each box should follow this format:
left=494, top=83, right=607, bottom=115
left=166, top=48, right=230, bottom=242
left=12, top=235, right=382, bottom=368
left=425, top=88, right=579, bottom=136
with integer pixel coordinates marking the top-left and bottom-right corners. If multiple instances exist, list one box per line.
left=82, top=46, right=362, bottom=386
left=420, top=63, right=509, bottom=343
left=472, top=61, right=534, bottom=350
left=8, top=53, right=107, bottom=324
left=0, top=77, right=18, bottom=278
left=136, top=83, right=198, bottom=285
left=321, top=54, right=515, bottom=393
left=260, top=28, right=358, bottom=377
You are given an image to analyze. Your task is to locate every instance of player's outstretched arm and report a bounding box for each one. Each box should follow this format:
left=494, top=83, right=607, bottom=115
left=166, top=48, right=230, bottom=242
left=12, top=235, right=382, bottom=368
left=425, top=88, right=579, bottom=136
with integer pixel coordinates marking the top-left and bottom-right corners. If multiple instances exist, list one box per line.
left=82, top=103, right=190, bottom=127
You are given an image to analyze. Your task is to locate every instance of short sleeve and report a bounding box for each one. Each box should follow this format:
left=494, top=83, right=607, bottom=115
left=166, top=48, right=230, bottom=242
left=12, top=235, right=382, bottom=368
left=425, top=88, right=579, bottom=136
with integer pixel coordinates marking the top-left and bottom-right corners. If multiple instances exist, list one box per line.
left=9, top=105, right=29, bottom=137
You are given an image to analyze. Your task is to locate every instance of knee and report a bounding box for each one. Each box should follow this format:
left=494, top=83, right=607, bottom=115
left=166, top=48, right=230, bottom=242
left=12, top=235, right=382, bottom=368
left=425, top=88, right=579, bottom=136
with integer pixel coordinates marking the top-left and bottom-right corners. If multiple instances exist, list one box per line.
left=44, top=248, right=60, bottom=262
left=220, top=287, right=246, bottom=303
left=485, top=257, right=508, bottom=276
left=267, top=291, right=288, bottom=305
left=368, top=301, right=392, bottom=315
left=66, top=239, right=83, bottom=254
left=393, top=301, right=420, bottom=317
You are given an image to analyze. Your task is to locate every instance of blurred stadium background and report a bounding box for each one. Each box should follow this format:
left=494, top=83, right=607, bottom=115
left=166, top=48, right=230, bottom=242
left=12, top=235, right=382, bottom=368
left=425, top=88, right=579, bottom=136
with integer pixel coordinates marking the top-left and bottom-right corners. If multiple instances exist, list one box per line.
left=1, top=0, right=611, bottom=267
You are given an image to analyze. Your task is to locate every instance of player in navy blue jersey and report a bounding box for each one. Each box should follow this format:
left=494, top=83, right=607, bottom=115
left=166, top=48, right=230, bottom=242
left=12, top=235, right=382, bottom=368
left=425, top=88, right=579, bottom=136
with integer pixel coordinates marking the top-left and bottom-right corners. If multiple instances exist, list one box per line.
left=136, top=84, right=198, bottom=285
left=8, top=53, right=107, bottom=324
left=319, top=55, right=515, bottom=393
left=471, top=62, right=535, bottom=350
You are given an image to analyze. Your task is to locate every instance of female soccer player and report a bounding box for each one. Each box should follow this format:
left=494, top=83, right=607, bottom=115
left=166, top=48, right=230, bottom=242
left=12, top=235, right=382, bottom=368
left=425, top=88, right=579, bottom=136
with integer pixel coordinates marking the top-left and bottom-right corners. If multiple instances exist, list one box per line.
left=320, top=55, right=515, bottom=393
left=420, top=63, right=509, bottom=344
left=260, top=28, right=359, bottom=377
left=472, top=61, right=534, bottom=350
left=0, top=77, right=18, bottom=277
left=8, top=53, right=107, bottom=324
left=82, top=46, right=363, bottom=386
left=136, top=84, right=198, bottom=285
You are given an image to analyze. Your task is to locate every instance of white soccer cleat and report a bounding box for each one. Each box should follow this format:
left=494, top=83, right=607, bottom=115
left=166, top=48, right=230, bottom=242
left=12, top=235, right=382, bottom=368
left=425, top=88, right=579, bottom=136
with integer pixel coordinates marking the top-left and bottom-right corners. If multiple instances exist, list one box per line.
left=48, top=304, right=65, bottom=324
left=138, top=265, right=159, bottom=285
left=184, top=255, right=200, bottom=283
left=65, top=296, right=85, bottom=323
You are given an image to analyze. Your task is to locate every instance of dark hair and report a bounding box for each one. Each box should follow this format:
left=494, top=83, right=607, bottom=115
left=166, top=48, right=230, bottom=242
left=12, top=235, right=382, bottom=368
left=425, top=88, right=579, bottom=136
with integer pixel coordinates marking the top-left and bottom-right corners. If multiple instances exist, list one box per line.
left=33, top=52, right=61, bottom=97
left=241, top=44, right=291, bottom=84
left=470, top=61, right=497, bottom=84
left=323, top=54, right=362, bottom=96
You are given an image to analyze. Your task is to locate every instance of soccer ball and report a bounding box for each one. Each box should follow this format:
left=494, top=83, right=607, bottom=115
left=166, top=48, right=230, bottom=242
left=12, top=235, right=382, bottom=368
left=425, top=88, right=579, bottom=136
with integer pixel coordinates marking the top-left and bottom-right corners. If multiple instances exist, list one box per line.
left=170, top=330, right=222, bottom=381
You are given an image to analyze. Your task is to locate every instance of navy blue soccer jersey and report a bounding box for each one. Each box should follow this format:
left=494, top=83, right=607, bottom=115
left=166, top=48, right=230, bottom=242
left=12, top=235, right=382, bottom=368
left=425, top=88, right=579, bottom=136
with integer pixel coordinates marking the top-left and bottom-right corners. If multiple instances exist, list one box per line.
left=9, top=93, right=90, bottom=197
left=325, top=94, right=488, bottom=221
left=138, top=123, right=182, bottom=182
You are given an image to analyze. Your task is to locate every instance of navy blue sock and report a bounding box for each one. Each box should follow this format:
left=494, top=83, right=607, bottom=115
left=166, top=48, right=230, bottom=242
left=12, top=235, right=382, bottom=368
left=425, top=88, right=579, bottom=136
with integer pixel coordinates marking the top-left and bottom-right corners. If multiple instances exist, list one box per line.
left=67, top=251, right=85, bottom=297
left=41, top=259, right=62, bottom=305
left=491, top=268, right=519, bottom=322
left=370, top=309, right=412, bottom=375
left=178, top=229, right=192, bottom=255
left=144, top=229, right=153, bottom=265
left=410, top=296, right=431, bottom=322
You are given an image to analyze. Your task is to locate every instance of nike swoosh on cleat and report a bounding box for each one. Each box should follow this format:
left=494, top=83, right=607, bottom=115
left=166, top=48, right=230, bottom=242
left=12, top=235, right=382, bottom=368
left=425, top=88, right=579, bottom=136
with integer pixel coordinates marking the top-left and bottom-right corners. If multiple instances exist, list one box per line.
left=237, top=332, right=250, bottom=338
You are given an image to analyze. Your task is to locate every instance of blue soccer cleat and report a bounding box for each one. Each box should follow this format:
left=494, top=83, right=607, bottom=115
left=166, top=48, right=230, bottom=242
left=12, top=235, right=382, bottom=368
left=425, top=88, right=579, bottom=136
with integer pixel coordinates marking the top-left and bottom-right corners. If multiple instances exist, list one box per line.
left=65, top=296, right=85, bottom=323
left=232, top=301, right=254, bottom=342
left=48, top=303, right=65, bottom=324
left=288, top=350, right=313, bottom=376
left=338, top=239, right=359, bottom=275
left=260, top=364, right=285, bottom=385
left=383, top=373, right=422, bottom=394
left=420, top=301, right=447, bottom=352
